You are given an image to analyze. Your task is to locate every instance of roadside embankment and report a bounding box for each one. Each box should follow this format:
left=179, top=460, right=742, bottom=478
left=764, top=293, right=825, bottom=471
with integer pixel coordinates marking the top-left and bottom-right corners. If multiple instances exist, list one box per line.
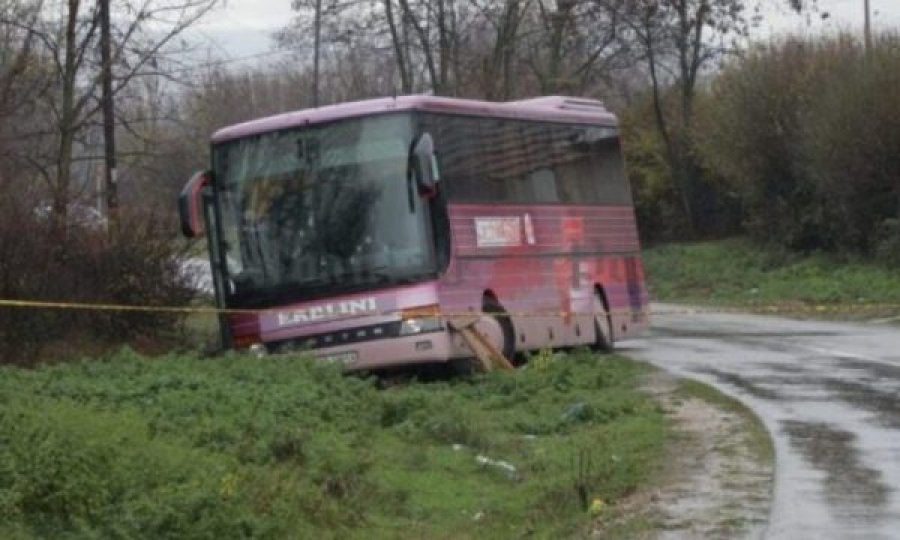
left=644, top=239, right=900, bottom=321
left=596, top=370, right=775, bottom=539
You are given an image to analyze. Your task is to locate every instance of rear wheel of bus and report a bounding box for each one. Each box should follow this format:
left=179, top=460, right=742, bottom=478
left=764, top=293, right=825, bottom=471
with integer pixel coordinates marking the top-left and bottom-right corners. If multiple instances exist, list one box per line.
left=593, top=289, right=614, bottom=353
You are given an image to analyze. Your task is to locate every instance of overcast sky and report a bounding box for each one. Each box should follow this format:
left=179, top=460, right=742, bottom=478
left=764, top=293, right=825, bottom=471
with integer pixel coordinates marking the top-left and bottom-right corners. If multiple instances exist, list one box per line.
left=189, top=0, right=900, bottom=69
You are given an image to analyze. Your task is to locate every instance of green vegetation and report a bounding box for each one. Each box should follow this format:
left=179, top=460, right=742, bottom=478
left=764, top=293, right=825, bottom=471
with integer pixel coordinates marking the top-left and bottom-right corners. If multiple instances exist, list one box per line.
left=628, top=33, right=900, bottom=262
left=696, top=34, right=900, bottom=259
left=645, top=239, right=900, bottom=313
left=0, top=349, right=666, bottom=539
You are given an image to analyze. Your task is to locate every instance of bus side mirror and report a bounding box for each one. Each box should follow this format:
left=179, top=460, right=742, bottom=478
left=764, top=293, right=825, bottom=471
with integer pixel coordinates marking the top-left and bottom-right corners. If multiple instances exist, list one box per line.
left=412, top=132, right=440, bottom=196
left=179, top=170, right=211, bottom=238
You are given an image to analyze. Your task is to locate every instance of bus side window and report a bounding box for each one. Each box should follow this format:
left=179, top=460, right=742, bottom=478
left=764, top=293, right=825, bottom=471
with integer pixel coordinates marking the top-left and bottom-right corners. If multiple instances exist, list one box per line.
left=546, top=124, right=594, bottom=204
left=518, top=122, right=559, bottom=203
left=592, top=137, right=632, bottom=205
left=432, top=116, right=484, bottom=201
left=527, top=168, right=558, bottom=202
left=426, top=114, right=630, bottom=206
left=547, top=125, right=632, bottom=206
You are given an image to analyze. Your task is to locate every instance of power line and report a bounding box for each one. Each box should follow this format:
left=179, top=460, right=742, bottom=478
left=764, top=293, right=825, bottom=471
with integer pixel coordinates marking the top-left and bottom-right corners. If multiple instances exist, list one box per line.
left=159, top=47, right=302, bottom=76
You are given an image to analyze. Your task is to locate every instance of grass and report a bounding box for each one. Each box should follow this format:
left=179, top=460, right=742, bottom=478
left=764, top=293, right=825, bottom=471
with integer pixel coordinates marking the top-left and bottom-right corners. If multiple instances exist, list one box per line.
left=0, top=348, right=667, bottom=539
left=644, top=238, right=900, bottom=317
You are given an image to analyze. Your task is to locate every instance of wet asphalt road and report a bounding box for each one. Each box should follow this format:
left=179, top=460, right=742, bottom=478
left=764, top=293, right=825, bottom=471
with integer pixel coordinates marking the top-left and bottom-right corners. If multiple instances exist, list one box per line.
left=622, top=304, right=900, bottom=540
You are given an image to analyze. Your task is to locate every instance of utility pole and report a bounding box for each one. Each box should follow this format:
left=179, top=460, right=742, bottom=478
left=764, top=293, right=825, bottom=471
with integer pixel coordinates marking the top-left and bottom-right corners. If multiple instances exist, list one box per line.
left=100, top=0, right=118, bottom=222
left=864, top=0, right=872, bottom=53
left=313, top=0, right=322, bottom=107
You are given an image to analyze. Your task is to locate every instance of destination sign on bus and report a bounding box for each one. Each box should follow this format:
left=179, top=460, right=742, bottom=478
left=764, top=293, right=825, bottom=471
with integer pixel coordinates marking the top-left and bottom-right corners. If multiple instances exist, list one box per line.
left=277, top=298, right=378, bottom=327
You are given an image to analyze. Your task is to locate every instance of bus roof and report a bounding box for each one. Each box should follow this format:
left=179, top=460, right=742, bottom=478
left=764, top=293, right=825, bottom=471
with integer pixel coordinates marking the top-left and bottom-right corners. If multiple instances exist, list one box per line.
left=211, top=95, right=618, bottom=144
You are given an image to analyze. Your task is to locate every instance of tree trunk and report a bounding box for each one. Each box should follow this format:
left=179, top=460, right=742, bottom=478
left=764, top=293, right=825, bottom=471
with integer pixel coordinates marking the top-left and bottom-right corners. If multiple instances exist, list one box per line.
left=384, top=0, right=412, bottom=93
left=436, top=0, right=449, bottom=90
left=313, top=0, right=322, bottom=106
left=645, top=20, right=696, bottom=236
left=52, top=128, right=75, bottom=237
left=51, top=0, right=82, bottom=237
left=398, top=0, right=441, bottom=93
left=544, top=0, right=573, bottom=94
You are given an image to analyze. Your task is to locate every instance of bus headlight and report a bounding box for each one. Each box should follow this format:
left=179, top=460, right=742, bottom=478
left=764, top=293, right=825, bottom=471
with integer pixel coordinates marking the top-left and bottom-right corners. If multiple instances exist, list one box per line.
left=399, top=304, right=444, bottom=336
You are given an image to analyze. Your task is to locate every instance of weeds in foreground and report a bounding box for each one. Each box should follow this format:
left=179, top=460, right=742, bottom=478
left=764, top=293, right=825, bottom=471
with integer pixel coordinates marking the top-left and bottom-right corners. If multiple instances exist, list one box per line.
left=0, top=348, right=665, bottom=539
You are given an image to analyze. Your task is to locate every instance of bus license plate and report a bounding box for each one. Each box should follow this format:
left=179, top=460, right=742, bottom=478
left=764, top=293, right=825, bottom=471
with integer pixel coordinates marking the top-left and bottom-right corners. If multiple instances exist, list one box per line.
left=319, top=351, right=357, bottom=366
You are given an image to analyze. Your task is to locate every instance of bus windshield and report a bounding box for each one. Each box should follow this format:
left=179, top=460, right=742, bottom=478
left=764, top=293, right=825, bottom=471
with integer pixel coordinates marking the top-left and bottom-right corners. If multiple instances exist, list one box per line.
left=213, top=113, right=435, bottom=306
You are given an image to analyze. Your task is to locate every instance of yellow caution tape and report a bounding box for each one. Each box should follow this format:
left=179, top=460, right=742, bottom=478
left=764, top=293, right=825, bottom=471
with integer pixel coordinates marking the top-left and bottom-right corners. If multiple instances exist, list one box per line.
left=0, top=298, right=898, bottom=318
left=0, top=299, right=259, bottom=315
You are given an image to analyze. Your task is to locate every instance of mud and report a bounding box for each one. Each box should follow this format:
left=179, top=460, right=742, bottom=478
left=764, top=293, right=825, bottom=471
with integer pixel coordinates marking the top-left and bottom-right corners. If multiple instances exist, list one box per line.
left=607, top=372, right=774, bottom=539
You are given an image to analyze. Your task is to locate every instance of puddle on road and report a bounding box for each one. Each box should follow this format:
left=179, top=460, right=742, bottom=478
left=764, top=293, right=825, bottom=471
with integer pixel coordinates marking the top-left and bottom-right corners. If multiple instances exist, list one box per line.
left=781, top=420, right=890, bottom=521
left=651, top=328, right=836, bottom=355
left=708, top=362, right=900, bottom=427
left=821, top=378, right=900, bottom=430
left=693, top=368, right=783, bottom=400
left=837, top=358, right=900, bottom=382
left=652, top=328, right=836, bottom=340
left=759, top=362, right=809, bottom=374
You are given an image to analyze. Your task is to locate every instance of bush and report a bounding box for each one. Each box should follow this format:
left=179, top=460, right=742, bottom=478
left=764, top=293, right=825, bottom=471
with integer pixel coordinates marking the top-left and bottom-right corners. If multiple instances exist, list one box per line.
left=620, top=99, right=691, bottom=243
left=621, top=86, right=742, bottom=243
left=696, top=33, right=900, bottom=256
left=0, top=195, right=196, bottom=365
left=695, top=37, right=829, bottom=250
left=875, top=219, right=900, bottom=266
left=0, top=398, right=260, bottom=538
left=800, top=35, right=900, bottom=255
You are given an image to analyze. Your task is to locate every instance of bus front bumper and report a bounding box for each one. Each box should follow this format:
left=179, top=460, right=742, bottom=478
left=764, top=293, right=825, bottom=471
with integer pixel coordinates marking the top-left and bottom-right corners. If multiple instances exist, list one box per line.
left=304, top=329, right=462, bottom=370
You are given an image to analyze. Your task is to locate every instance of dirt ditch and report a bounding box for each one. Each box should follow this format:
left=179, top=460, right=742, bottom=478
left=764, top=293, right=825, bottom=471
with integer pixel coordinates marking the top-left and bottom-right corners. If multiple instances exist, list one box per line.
left=595, top=371, right=775, bottom=539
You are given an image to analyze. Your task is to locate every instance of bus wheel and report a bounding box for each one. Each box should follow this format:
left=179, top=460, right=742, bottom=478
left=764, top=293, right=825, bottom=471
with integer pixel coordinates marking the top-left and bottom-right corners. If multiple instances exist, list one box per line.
left=483, top=298, right=518, bottom=365
left=593, top=290, right=614, bottom=353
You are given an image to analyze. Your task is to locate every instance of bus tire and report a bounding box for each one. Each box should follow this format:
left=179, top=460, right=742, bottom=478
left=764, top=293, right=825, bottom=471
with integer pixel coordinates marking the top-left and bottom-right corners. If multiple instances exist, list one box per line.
left=593, top=290, right=614, bottom=353
left=483, top=298, right=517, bottom=365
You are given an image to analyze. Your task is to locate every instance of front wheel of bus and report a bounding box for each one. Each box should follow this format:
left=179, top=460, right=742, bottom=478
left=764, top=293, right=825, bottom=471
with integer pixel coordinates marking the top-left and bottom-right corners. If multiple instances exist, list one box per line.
left=593, top=291, right=614, bottom=353
left=484, top=299, right=517, bottom=366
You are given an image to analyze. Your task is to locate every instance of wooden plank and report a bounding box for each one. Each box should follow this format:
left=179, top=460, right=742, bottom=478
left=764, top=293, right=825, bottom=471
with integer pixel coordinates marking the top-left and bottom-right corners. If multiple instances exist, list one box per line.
left=448, top=316, right=515, bottom=372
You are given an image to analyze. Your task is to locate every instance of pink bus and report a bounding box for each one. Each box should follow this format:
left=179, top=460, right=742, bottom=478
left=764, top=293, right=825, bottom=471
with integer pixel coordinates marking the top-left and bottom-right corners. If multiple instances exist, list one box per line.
left=179, top=95, right=649, bottom=370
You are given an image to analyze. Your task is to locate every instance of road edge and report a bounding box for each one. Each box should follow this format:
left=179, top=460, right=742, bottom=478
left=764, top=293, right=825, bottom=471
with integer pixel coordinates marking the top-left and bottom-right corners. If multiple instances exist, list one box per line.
left=594, top=367, right=776, bottom=538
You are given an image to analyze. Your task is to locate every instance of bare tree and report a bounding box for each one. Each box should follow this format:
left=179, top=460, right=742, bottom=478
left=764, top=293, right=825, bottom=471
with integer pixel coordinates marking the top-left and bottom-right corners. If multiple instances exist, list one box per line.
left=518, top=0, right=627, bottom=95
left=0, top=1, right=51, bottom=189
left=464, top=0, right=527, bottom=99
left=615, top=0, right=748, bottom=234
left=0, top=2, right=42, bottom=116
left=0, top=0, right=217, bottom=232
left=383, top=0, right=413, bottom=93
left=276, top=0, right=384, bottom=98
left=614, top=0, right=811, bottom=235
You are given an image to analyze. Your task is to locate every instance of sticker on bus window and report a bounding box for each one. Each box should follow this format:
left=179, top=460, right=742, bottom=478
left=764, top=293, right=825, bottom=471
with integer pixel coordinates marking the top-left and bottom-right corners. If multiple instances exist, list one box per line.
left=475, top=217, right=522, bottom=247
left=523, top=213, right=536, bottom=245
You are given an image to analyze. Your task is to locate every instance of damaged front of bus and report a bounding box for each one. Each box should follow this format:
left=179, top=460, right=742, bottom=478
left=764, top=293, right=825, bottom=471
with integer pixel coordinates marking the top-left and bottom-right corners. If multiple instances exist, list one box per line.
left=178, top=98, right=499, bottom=370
